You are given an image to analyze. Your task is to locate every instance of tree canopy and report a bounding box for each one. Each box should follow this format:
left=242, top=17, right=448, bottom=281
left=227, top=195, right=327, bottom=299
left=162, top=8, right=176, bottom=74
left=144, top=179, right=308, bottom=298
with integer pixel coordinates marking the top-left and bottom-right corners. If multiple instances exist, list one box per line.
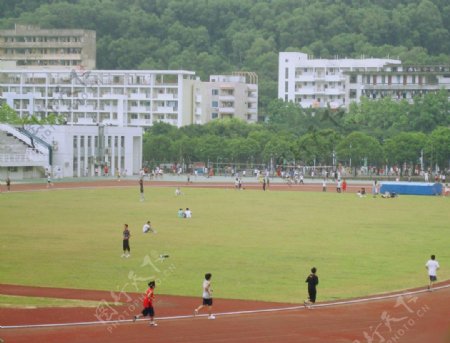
left=1, top=0, right=450, bottom=111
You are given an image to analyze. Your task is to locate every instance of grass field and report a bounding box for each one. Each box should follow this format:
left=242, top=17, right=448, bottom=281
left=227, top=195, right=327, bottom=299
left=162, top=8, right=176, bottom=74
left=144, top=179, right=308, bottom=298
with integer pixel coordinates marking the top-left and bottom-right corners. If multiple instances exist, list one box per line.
left=0, top=186, right=448, bottom=303
left=0, top=295, right=115, bottom=309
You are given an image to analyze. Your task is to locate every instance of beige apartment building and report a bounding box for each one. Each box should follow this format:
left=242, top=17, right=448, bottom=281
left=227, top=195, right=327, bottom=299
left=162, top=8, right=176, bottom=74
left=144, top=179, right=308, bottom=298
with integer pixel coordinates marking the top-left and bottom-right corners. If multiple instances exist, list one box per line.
left=0, top=24, right=96, bottom=69
left=196, top=72, right=258, bottom=124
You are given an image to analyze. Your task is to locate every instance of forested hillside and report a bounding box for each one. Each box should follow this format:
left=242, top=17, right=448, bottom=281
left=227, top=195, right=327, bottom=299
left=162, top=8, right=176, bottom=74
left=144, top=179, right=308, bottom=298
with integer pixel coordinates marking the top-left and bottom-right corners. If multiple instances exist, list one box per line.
left=1, top=0, right=450, bottom=110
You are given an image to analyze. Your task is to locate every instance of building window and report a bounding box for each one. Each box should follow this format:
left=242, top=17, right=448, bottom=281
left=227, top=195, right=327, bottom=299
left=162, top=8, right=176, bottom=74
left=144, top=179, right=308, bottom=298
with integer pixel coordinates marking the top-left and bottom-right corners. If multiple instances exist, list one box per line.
left=211, top=101, right=218, bottom=108
left=73, top=136, right=77, bottom=148
left=285, top=68, right=289, bottom=79
left=212, top=89, right=218, bottom=96
left=350, top=90, right=357, bottom=99
left=212, top=112, right=218, bottom=119
left=285, top=81, right=288, bottom=92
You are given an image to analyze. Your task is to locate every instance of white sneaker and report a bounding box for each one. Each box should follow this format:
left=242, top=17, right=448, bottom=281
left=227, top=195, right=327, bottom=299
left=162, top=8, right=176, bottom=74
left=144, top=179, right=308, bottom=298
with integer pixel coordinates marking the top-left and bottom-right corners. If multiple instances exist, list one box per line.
left=194, top=309, right=198, bottom=316
left=150, top=321, right=158, bottom=326
left=208, top=315, right=215, bottom=320
left=121, top=254, right=125, bottom=258
left=126, top=254, right=130, bottom=258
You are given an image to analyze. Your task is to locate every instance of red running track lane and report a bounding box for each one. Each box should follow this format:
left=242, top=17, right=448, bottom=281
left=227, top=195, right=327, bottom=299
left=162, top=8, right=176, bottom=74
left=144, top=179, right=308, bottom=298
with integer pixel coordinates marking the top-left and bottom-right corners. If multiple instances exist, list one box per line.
left=1, top=283, right=449, bottom=343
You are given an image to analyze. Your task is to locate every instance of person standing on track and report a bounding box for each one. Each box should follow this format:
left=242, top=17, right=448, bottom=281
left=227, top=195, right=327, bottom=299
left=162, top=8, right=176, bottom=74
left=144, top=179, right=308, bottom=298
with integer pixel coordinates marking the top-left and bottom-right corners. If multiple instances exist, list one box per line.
left=133, top=281, right=158, bottom=326
left=194, top=273, right=215, bottom=319
left=304, top=267, right=319, bottom=309
left=425, top=254, right=440, bottom=291
left=122, top=224, right=131, bottom=258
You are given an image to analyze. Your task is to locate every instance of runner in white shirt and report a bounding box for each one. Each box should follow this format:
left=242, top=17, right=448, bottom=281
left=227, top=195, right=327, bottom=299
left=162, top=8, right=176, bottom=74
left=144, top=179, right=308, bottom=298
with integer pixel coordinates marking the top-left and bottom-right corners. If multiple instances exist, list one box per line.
left=425, top=254, right=440, bottom=291
left=194, top=273, right=215, bottom=319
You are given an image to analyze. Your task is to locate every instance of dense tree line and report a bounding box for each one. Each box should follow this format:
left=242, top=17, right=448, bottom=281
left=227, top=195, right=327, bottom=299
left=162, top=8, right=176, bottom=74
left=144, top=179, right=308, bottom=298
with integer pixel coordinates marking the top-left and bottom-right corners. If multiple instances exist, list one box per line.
left=1, top=0, right=450, bottom=111
left=141, top=89, right=449, bottom=172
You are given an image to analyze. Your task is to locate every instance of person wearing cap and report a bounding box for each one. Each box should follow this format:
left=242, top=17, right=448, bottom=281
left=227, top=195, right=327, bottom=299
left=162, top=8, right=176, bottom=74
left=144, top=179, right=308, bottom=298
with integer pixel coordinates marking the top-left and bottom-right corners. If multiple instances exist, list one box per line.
left=133, top=281, right=157, bottom=326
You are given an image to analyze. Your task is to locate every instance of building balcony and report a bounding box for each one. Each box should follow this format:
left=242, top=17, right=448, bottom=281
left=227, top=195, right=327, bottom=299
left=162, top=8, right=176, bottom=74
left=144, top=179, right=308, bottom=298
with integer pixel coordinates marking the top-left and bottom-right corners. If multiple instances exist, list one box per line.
left=295, top=74, right=315, bottom=82
left=153, top=93, right=176, bottom=101
left=77, top=118, right=95, bottom=125
left=154, top=106, right=177, bottom=113
left=129, top=92, right=146, bottom=99
left=294, top=87, right=316, bottom=95
left=78, top=105, right=95, bottom=111
left=325, top=74, right=344, bottom=82
left=218, top=95, right=235, bottom=101
left=219, top=107, right=235, bottom=113
left=128, top=119, right=152, bottom=126
left=0, top=41, right=84, bottom=48
left=7, top=53, right=82, bottom=60
left=361, top=83, right=443, bottom=90
left=324, top=88, right=345, bottom=95
left=128, top=106, right=148, bottom=112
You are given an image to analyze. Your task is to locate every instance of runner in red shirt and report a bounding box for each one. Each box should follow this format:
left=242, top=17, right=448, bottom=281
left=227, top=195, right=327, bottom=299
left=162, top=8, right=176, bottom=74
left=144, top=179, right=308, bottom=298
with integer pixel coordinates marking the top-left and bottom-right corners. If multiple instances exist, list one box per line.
left=133, top=281, right=157, bottom=326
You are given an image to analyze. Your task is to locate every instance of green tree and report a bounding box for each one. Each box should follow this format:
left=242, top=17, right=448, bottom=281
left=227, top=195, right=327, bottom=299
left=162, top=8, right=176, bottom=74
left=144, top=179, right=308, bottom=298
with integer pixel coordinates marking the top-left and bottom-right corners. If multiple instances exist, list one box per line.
left=424, top=127, right=450, bottom=171
left=384, top=132, right=427, bottom=175
left=336, top=132, right=384, bottom=174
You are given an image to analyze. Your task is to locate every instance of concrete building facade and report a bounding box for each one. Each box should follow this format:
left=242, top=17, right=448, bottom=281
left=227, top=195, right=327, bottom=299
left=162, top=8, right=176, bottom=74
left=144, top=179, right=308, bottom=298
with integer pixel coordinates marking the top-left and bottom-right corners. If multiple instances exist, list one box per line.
left=344, top=64, right=450, bottom=105
left=0, top=24, right=96, bottom=69
left=0, top=69, right=197, bottom=128
left=278, top=52, right=400, bottom=109
left=0, top=69, right=258, bottom=128
left=197, top=72, right=258, bottom=123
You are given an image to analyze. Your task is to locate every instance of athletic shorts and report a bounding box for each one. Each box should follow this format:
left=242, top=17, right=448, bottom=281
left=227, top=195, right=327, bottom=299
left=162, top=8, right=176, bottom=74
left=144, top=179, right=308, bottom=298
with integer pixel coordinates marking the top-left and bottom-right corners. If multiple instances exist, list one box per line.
left=429, top=275, right=437, bottom=281
left=202, top=298, right=213, bottom=306
left=308, top=289, right=317, bottom=303
left=142, top=306, right=154, bottom=317
left=123, top=240, right=130, bottom=251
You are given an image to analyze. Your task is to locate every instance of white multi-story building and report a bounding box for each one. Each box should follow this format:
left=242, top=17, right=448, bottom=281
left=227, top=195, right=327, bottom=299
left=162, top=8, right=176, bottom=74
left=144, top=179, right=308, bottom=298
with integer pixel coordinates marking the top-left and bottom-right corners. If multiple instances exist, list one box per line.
left=0, top=69, right=258, bottom=127
left=0, top=69, right=198, bottom=127
left=278, top=52, right=400, bottom=109
left=344, top=64, right=450, bottom=105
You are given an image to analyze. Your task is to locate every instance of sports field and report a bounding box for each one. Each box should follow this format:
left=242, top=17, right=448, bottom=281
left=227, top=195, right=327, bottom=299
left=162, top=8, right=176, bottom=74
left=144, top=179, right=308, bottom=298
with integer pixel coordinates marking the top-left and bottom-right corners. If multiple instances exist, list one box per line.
left=0, top=183, right=448, bottom=303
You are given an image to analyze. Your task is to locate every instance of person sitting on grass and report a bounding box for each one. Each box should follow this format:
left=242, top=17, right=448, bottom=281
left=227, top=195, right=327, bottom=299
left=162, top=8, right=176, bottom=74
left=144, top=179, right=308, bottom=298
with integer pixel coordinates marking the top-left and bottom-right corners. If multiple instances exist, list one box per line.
left=142, top=221, right=156, bottom=234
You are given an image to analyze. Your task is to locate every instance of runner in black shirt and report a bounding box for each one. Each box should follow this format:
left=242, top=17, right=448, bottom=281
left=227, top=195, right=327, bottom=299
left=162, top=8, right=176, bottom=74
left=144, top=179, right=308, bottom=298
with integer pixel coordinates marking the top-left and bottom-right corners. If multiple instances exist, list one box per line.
left=304, top=267, right=318, bottom=309
left=122, top=224, right=131, bottom=258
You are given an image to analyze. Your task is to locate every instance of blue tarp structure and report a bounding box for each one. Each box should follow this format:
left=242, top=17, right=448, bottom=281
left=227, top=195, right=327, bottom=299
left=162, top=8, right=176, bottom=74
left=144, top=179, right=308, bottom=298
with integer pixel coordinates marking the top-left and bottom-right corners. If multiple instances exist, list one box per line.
left=379, top=182, right=443, bottom=196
